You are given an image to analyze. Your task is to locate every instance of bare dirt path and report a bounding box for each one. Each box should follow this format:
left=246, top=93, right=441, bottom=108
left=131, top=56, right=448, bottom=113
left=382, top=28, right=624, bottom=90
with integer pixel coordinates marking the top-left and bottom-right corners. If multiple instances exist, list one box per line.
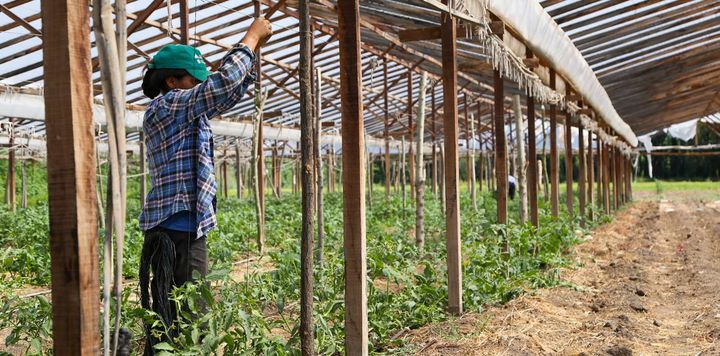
left=407, top=198, right=720, bottom=355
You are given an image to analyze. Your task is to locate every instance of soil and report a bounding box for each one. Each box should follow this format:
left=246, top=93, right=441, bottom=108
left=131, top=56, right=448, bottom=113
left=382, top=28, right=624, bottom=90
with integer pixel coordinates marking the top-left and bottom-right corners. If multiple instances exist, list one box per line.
left=406, top=197, right=720, bottom=355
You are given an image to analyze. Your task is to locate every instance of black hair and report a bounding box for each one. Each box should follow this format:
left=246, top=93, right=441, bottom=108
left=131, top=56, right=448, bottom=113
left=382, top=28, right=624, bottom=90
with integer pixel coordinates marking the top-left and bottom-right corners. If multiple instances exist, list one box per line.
left=141, top=67, right=191, bottom=99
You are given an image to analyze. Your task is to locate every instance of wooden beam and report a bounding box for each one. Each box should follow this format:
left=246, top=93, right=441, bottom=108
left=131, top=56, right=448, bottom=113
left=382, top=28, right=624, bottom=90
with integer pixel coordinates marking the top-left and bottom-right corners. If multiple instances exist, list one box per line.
left=398, top=26, right=440, bottom=42
left=179, top=0, right=189, bottom=44
left=126, top=0, right=164, bottom=36
left=494, top=71, right=508, bottom=227
left=338, top=0, right=368, bottom=354
left=6, top=118, right=15, bottom=211
left=441, top=2, right=462, bottom=316
left=587, top=131, right=594, bottom=221
left=41, top=0, right=99, bottom=354
left=0, top=3, right=41, bottom=35
left=549, top=70, right=559, bottom=217
left=384, top=59, right=391, bottom=198
left=578, top=127, right=586, bottom=225
left=527, top=94, right=538, bottom=227
left=564, top=112, right=573, bottom=215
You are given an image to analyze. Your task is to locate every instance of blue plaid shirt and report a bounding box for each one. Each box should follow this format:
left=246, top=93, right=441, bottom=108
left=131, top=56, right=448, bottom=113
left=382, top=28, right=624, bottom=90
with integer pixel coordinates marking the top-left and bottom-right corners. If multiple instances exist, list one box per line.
left=139, top=44, right=256, bottom=237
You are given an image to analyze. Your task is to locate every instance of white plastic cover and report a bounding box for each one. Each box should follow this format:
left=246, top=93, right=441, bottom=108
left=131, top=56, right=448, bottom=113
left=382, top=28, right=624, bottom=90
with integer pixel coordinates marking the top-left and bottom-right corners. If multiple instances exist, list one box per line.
left=666, top=119, right=698, bottom=142
left=637, top=133, right=655, bottom=178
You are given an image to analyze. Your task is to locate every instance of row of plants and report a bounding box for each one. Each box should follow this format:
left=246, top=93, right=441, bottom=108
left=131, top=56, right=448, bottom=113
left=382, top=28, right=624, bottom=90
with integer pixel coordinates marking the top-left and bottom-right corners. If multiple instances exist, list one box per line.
left=0, top=184, right=609, bottom=354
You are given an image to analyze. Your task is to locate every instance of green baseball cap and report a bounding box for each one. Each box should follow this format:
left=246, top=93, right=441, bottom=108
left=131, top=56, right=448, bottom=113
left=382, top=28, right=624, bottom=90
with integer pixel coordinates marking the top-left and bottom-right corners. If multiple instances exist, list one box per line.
left=148, top=44, right=210, bottom=82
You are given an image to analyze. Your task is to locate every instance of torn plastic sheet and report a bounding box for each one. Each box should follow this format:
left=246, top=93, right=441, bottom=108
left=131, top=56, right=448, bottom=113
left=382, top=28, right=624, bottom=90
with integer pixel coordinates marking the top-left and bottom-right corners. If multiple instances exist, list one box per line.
left=666, top=119, right=698, bottom=142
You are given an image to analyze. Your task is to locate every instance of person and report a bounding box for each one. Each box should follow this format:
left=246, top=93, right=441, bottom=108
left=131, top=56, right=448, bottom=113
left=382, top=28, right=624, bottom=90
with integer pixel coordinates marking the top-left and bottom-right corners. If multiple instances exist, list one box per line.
left=137, top=17, right=272, bottom=355
left=508, top=175, right=517, bottom=200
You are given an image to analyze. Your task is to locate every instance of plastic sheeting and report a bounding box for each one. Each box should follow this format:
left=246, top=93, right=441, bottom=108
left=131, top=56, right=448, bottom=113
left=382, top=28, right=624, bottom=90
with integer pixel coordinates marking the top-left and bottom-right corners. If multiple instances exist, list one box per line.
left=485, top=0, right=638, bottom=147
left=666, top=119, right=698, bottom=142
left=637, top=133, right=655, bottom=178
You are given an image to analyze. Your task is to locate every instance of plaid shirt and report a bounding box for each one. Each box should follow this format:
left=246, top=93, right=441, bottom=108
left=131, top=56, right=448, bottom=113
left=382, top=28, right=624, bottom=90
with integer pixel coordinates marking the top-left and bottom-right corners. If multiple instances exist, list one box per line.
left=139, top=44, right=256, bottom=237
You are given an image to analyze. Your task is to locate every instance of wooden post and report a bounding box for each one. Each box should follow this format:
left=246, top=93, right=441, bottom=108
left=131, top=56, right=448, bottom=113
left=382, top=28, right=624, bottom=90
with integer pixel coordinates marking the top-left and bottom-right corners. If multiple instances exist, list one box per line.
left=564, top=113, right=573, bottom=215
left=6, top=119, right=16, bottom=211
left=578, top=127, right=586, bottom=225
left=626, top=157, right=632, bottom=202
left=613, top=147, right=619, bottom=210
left=299, top=0, right=316, bottom=352
left=469, top=113, right=477, bottom=211
left=254, top=0, right=266, bottom=253
left=401, top=137, right=406, bottom=211
left=338, top=0, right=368, bottom=352
left=21, top=160, right=27, bottom=209
left=42, top=0, right=100, bottom=353
left=602, top=139, right=610, bottom=214
left=549, top=70, right=559, bottom=217
left=441, top=3, right=463, bottom=315
left=527, top=95, right=538, bottom=226
left=512, top=94, right=527, bottom=224
left=587, top=132, right=594, bottom=220
left=439, top=144, right=446, bottom=214
left=464, top=95, right=471, bottom=196
left=223, top=149, right=229, bottom=198
left=407, top=69, right=415, bottom=199
left=415, top=72, right=427, bottom=250
left=431, top=88, right=438, bottom=196
left=236, top=141, right=243, bottom=199
left=384, top=59, right=391, bottom=199
left=139, top=131, right=147, bottom=207
left=494, top=71, right=508, bottom=227
left=316, top=67, right=325, bottom=267
left=477, top=101, right=484, bottom=193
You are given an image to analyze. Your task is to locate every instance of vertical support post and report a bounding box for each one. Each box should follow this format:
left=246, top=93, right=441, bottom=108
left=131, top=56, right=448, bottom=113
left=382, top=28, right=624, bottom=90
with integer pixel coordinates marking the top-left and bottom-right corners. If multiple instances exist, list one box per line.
left=42, top=0, right=99, bottom=353
left=6, top=118, right=16, bottom=211
left=587, top=131, right=594, bottom=220
left=407, top=69, right=415, bottom=199
left=549, top=70, right=559, bottom=217
left=383, top=59, right=391, bottom=199
left=415, top=72, right=427, bottom=250
left=254, top=0, right=266, bottom=252
left=564, top=113, right=573, bottom=215
left=441, top=3, right=463, bottom=315
left=316, top=67, right=325, bottom=266
left=299, top=0, right=316, bottom=352
left=477, top=100, right=484, bottom=193
left=21, top=160, right=27, bottom=209
left=512, top=94, right=527, bottom=223
left=494, top=70, right=508, bottom=226
left=469, top=113, right=477, bottom=211
left=179, top=0, right=189, bottom=44
left=223, top=149, right=229, bottom=198
left=578, top=127, right=586, bottom=225
left=464, top=95, right=471, bottom=194
left=431, top=87, right=438, bottom=196
left=527, top=95, right=538, bottom=226
left=602, top=139, right=610, bottom=214
left=236, top=141, right=243, bottom=199
left=613, top=147, right=619, bottom=210
left=338, top=0, right=368, bottom=353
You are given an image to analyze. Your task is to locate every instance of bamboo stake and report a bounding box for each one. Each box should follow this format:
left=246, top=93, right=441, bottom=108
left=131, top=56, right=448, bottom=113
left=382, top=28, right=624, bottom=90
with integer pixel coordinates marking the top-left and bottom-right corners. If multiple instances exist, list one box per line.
left=401, top=137, right=406, bottom=214
left=253, top=90, right=267, bottom=253
left=21, top=160, right=26, bottom=209
left=469, top=113, right=477, bottom=211
left=315, top=67, right=325, bottom=266
left=236, top=141, right=243, bottom=199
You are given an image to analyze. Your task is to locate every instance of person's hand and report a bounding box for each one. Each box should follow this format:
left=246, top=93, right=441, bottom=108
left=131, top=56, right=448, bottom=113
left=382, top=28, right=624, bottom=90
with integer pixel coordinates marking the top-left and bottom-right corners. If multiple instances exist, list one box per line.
left=241, top=17, right=273, bottom=51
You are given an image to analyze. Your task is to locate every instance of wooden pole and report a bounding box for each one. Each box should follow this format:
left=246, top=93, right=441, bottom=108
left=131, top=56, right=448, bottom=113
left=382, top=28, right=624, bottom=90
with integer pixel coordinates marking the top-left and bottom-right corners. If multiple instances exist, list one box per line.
left=578, top=127, right=586, bottom=226
left=477, top=100, right=484, bottom=193
left=42, top=0, right=100, bottom=353
left=439, top=144, right=446, bottom=214
left=407, top=69, right=415, bottom=199
left=401, top=137, right=406, bottom=212
left=21, top=160, right=27, bottom=209
left=254, top=0, right=266, bottom=254
left=549, top=70, right=559, bottom=217
left=464, top=95, right=471, bottom=195
left=299, top=0, right=315, bottom=352
left=431, top=88, right=438, bottom=196
left=613, top=147, right=619, bottom=210
left=470, top=113, right=477, bottom=211
left=602, top=139, right=610, bottom=214
left=338, top=0, right=369, bottom=352
left=587, top=131, right=594, bottom=221
left=6, top=118, right=15, bottom=211
left=441, top=3, right=463, bottom=315
left=512, top=94, right=527, bottom=224
left=384, top=59, right=391, bottom=199
left=415, top=72, right=427, bottom=250
left=527, top=95, right=538, bottom=226
left=236, top=141, right=243, bottom=199
left=223, top=149, right=229, bottom=198
left=494, top=71, right=508, bottom=228
left=315, top=67, right=325, bottom=267
left=564, top=113, right=573, bottom=215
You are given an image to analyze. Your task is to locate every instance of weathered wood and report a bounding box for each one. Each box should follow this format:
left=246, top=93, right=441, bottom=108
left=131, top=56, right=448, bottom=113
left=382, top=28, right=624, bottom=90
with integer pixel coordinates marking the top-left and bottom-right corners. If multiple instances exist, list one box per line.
left=477, top=100, right=484, bottom=194
left=299, top=0, right=315, bottom=352
left=613, top=147, right=619, bottom=210
left=512, top=95, right=527, bottom=224
left=398, top=26, right=440, bottom=42
left=469, top=112, right=477, bottom=211
left=526, top=95, right=538, bottom=227
left=383, top=59, right=391, bottom=199
left=42, top=0, right=99, bottom=353
left=415, top=72, right=427, bottom=251
left=401, top=137, right=406, bottom=212
left=564, top=113, right=573, bottom=215
left=254, top=0, right=266, bottom=254
left=431, top=87, right=438, bottom=196
left=179, top=0, right=189, bottom=44
left=407, top=69, right=415, bottom=199
left=588, top=132, right=594, bottom=221
left=338, top=0, right=368, bottom=353
left=602, top=139, right=611, bottom=214
left=578, top=127, right=586, bottom=226
left=441, top=3, right=463, bottom=316
left=223, top=149, right=229, bottom=198
left=315, top=67, right=325, bottom=268
left=494, top=70, right=508, bottom=230
left=236, top=142, right=243, bottom=199
left=20, top=160, right=26, bottom=209
left=549, top=70, right=559, bottom=217
left=6, top=118, right=15, bottom=211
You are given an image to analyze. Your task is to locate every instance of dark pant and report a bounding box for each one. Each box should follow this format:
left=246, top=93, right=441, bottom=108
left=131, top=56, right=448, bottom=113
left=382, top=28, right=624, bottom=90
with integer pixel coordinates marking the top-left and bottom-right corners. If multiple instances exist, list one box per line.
left=509, top=182, right=516, bottom=200
left=140, top=228, right=208, bottom=355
